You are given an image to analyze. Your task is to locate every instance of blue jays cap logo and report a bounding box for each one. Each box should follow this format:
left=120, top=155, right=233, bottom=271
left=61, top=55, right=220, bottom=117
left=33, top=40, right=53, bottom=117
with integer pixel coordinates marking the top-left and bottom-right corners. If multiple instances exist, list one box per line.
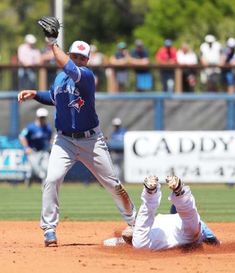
left=77, top=44, right=86, bottom=51
left=68, top=97, right=85, bottom=113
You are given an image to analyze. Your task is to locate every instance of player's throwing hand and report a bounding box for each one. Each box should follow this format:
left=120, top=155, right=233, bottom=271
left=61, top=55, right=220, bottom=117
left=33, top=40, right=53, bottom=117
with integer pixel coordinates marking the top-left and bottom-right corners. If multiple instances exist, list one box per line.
left=18, top=90, right=37, bottom=103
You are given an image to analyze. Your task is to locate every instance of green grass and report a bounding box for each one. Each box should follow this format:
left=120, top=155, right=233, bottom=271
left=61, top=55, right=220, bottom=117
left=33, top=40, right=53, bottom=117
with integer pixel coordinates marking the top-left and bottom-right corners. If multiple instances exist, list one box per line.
left=0, top=182, right=234, bottom=222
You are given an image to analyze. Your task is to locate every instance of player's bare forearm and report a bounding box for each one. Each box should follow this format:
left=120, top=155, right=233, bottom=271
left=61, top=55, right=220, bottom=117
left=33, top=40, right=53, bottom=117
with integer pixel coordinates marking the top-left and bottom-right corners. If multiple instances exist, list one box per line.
left=19, top=135, right=28, bottom=147
left=51, top=44, right=69, bottom=68
left=18, top=90, right=53, bottom=105
left=18, top=90, right=37, bottom=103
left=19, top=136, right=33, bottom=154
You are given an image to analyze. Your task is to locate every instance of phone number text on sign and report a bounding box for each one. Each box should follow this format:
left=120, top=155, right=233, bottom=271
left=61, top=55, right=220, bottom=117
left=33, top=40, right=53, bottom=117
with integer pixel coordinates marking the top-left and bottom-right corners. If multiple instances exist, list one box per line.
left=124, top=131, right=235, bottom=183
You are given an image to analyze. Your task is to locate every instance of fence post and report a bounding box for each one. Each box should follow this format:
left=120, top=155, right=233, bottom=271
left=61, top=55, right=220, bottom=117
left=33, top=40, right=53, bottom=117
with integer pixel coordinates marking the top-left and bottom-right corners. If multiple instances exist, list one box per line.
left=10, top=97, right=19, bottom=138
left=38, top=67, right=47, bottom=91
left=226, top=100, right=235, bottom=130
left=106, top=68, right=118, bottom=93
left=175, top=67, right=182, bottom=93
left=153, top=97, right=164, bottom=130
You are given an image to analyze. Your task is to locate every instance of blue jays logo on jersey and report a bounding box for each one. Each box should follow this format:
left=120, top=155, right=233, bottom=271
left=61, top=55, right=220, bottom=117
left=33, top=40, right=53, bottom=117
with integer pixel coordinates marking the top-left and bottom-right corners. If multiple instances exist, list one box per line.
left=68, top=97, right=85, bottom=113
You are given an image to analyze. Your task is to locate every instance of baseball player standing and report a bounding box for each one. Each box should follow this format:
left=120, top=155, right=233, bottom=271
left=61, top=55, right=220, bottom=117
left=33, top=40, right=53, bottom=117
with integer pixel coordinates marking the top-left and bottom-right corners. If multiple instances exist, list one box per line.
left=132, top=175, right=220, bottom=250
left=18, top=16, right=136, bottom=246
left=19, top=107, right=52, bottom=186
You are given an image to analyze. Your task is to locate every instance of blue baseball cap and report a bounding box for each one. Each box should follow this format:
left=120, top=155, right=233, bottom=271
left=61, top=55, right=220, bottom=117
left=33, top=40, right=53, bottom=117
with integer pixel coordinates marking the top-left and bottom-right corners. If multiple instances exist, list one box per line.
left=164, top=39, right=172, bottom=47
left=117, top=42, right=126, bottom=49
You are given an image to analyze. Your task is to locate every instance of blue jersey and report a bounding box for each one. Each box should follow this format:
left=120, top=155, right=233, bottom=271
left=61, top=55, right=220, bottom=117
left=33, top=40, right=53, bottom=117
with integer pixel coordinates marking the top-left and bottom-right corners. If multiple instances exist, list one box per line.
left=111, top=127, right=127, bottom=142
left=108, top=127, right=127, bottom=152
left=20, top=122, right=52, bottom=151
left=131, top=48, right=149, bottom=74
left=49, top=60, right=99, bottom=132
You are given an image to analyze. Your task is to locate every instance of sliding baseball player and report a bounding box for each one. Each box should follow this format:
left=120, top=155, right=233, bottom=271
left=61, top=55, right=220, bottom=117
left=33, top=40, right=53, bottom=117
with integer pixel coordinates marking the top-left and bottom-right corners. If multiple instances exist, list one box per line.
left=132, top=175, right=220, bottom=250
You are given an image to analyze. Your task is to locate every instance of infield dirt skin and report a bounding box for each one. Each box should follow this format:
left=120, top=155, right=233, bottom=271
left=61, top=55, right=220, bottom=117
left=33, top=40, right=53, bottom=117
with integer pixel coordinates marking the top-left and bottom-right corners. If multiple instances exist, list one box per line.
left=0, top=222, right=234, bottom=273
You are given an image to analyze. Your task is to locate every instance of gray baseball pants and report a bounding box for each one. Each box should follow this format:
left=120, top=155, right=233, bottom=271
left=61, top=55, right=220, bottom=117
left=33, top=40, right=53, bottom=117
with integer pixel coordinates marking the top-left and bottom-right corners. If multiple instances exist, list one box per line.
left=27, top=150, right=49, bottom=181
left=40, top=127, right=136, bottom=231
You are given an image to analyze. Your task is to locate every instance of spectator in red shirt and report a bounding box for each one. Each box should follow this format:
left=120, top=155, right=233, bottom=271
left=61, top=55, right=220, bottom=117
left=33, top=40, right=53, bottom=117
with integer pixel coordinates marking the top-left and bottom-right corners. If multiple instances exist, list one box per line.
left=155, top=39, right=177, bottom=92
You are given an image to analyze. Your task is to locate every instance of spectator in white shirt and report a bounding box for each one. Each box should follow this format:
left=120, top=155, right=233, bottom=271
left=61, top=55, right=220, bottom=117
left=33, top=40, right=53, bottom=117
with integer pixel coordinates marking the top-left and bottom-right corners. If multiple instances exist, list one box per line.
left=17, top=34, right=42, bottom=89
left=177, top=43, right=198, bottom=92
left=200, top=34, right=222, bottom=92
left=88, top=44, right=106, bottom=90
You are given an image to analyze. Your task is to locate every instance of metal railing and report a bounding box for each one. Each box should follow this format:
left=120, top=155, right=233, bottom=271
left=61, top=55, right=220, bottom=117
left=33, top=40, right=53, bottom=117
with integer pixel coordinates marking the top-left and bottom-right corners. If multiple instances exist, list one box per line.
left=2, top=91, right=235, bottom=138
left=96, top=92, right=235, bottom=130
left=0, top=63, right=234, bottom=92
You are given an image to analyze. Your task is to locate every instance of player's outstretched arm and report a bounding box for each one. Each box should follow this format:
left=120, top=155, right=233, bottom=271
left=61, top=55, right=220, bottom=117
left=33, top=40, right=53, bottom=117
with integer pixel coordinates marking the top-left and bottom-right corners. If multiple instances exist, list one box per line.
left=18, top=90, right=54, bottom=106
left=51, top=43, right=69, bottom=68
left=37, top=16, right=68, bottom=68
left=18, top=90, right=37, bottom=103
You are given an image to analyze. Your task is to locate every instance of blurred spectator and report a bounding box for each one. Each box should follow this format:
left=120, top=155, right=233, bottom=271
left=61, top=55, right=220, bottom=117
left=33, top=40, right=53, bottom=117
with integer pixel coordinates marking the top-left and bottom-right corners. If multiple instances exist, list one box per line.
left=221, top=37, right=235, bottom=93
left=155, top=39, right=177, bottom=92
left=88, top=44, right=106, bottom=90
left=41, top=39, right=56, bottom=88
left=176, top=42, right=198, bottom=92
left=108, top=117, right=127, bottom=152
left=200, top=34, right=222, bottom=92
left=129, top=39, right=153, bottom=92
left=107, top=117, right=127, bottom=180
left=109, top=42, right=130, bottom=92
left=17, top=34, right=42, bottom=90
left=19, top=108, right=52, bottom=186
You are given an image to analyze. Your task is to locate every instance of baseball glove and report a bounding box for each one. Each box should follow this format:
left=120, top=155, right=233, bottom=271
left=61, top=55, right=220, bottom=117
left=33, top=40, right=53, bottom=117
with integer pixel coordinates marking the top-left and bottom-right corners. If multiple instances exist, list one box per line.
left=37, top=16, right=60, bottom=38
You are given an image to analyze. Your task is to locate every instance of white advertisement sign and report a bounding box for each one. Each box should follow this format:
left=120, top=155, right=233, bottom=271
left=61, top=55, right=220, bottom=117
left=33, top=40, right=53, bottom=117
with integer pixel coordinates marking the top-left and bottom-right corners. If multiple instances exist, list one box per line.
left=124, top=131, right=235, bottom=183
left=0, top=149, right=30, bottom=180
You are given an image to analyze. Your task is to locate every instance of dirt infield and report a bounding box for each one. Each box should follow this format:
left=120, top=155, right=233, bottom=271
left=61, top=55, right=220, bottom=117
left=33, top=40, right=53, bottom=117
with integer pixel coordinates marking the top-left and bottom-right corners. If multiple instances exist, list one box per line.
left=0, top=222, right=234, bottom=273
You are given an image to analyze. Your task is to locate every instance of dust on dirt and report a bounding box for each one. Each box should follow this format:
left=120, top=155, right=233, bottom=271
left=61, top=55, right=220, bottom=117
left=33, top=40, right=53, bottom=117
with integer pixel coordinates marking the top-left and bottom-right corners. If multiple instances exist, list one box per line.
left=0, top=222, right=234, bottom=273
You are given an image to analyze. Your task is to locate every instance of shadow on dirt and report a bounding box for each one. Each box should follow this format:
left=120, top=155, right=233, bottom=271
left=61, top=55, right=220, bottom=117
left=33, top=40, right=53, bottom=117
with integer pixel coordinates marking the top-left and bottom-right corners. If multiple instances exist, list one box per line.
left=61, top=243, right=98, bottom=247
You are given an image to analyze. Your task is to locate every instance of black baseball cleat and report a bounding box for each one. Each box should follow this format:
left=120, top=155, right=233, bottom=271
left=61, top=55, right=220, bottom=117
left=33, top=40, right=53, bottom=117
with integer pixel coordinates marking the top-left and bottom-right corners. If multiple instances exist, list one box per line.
left=143, top=175, right=159, bottom=194
left=165, top=175, right=185, bottom=196
left=121, top=225, right=133, bottom=245
left=203, top=236, right=220, bottom=246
